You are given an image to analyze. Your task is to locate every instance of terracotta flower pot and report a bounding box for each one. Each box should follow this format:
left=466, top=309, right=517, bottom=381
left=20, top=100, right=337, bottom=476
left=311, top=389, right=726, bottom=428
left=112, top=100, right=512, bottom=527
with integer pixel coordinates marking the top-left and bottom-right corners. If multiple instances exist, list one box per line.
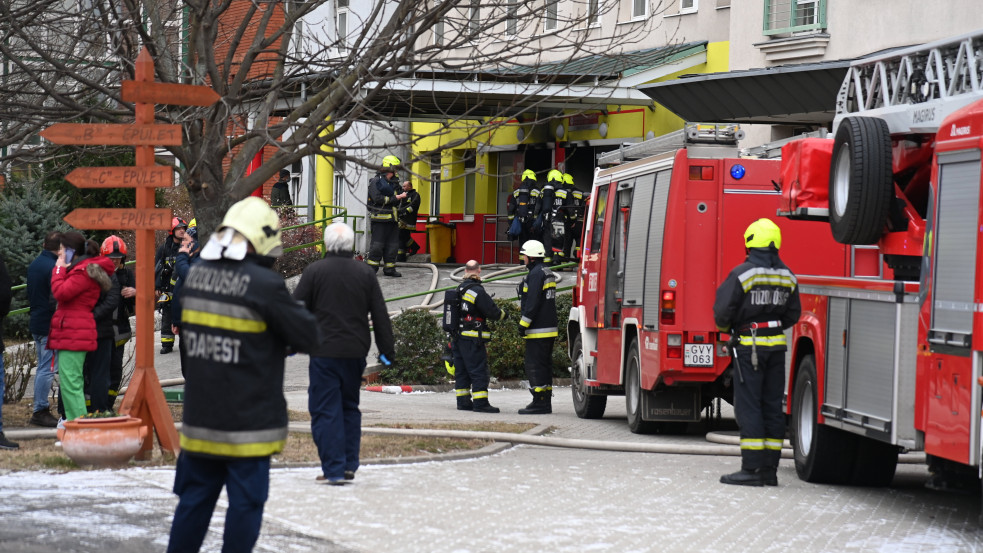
left=57, top=416, right=148, bottom=468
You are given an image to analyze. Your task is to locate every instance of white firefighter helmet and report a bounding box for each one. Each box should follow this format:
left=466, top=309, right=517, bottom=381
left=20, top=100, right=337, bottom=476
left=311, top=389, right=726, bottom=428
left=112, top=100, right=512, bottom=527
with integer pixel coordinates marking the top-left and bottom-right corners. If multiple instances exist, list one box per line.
left=519, top=239, right=546, bottom=258
left=200, top=197, right=283, bottom=260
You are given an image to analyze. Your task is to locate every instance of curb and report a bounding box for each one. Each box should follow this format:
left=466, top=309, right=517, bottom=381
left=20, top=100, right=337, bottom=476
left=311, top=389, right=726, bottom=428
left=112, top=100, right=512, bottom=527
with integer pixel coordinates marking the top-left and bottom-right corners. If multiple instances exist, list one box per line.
left=364, top=385, right=417, bottom=394
left=362, top=379, right=574, bottom=394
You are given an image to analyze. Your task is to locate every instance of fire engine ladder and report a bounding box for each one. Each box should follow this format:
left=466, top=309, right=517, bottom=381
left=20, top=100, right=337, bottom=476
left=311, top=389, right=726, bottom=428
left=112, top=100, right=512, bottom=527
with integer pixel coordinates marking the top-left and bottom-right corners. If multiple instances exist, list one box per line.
left=833, top=29, right=983, bottom=135
left=596, top=123, right=745, bottom=166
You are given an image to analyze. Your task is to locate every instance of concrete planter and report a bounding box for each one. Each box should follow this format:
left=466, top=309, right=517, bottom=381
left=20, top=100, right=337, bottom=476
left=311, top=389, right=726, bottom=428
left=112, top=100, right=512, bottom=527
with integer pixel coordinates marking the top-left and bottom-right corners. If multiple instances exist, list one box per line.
left=57, top=416, right=148, bottom=468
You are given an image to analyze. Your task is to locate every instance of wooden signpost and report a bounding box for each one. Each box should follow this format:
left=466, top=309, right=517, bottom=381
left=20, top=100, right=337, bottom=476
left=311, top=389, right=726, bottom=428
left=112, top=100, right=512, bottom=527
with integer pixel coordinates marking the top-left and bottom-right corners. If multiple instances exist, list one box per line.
left=40, top=47, right=218, bottom=460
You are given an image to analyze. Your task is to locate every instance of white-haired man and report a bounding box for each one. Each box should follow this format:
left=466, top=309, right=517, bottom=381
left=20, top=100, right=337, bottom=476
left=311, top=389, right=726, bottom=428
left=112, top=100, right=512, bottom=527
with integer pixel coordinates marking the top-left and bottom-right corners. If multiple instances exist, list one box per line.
left=168, top=197, right=319, bottom=553
left=293, top=222, right=396, bottom=484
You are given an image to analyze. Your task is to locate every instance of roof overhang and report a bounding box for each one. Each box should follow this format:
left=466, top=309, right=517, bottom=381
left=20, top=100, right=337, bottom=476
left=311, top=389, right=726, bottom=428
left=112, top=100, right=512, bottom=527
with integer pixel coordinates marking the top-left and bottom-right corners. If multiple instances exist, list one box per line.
left=356, top=78, right=654, bottom=121
left=638, top=60, right=852, bottom=125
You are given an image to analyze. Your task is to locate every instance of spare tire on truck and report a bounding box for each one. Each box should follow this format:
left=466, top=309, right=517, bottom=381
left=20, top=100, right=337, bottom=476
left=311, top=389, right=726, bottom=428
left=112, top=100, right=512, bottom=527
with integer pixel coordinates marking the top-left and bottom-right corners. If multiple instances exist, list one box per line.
left=828, top=116, right=894, bottom=244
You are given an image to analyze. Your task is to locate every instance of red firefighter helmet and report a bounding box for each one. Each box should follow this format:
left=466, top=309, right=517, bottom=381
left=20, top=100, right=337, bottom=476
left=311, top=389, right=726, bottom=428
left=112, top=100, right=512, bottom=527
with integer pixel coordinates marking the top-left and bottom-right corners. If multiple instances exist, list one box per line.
left=171, top=217, right=188, bottom=233
left=100, top=235, right=127, bottom=258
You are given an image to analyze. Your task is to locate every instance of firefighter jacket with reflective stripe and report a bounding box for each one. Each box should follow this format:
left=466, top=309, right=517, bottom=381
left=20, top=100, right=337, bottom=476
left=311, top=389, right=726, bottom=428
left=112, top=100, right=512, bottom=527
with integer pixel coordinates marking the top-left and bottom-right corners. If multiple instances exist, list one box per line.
left=553, top=188, right=570, bottom=219
left=567, top=190, right=587, bottom=222
left=367, top=173, right=400, bottom=222
left=154, top=238, right=183, bottom=291
left=713, top=247, right=801, bottom=352
left=178, top=256, right=319, bottom=459
left=518, top=261, right=558, bottom=339
left=397, top=188, right=421, bottom=229
left=507, top=179, right=535, bottom=222
left=458, top=277, right=504, bottom=341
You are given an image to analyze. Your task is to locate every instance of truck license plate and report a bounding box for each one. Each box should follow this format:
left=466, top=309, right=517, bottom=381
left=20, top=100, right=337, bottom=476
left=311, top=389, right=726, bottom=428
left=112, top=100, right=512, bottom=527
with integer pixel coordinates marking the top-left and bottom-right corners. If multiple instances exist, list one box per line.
left=684, top=344, right=714, bottom=367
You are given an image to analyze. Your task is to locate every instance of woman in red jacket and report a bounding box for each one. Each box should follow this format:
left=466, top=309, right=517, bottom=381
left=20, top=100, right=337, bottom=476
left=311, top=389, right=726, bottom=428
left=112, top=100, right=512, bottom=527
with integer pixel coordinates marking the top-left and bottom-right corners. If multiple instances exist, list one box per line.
left=49, top=232, right=115, bottom=421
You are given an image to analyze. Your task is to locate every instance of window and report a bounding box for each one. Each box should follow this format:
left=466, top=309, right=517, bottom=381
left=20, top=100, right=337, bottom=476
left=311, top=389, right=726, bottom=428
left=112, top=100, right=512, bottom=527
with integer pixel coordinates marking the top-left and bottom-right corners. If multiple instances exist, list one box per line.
left=336, top=0, right=348, bottom=52
left=763, top=0, right=826, bottom=36
left=468, top=0, right=480, bottom=38
left=545, top=0, right=558, bottom=31
left=587, top=0, right=599, bottom=26
left=590, top=185, right=609, bottom=252
left=464, top=150, right=476, bottom=217
left=680, top=0, right=697, bottom=13
left=429, top=154, right=441, bottom=218
left=506, top=0, right=518, bottom=36
left=632, top=0, right=647, bottom=19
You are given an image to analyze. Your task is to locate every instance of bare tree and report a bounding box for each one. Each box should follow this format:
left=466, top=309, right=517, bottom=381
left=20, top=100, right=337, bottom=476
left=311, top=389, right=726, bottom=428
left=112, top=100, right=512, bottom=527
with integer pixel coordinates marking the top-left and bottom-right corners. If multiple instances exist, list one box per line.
left=0, top=0, right=674, bottom=232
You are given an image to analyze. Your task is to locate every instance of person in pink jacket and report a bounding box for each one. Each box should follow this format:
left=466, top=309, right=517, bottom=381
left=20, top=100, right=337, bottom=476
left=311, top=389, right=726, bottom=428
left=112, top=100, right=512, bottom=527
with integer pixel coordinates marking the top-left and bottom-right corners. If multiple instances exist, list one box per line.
left=49, top=232, right=115, bottom=421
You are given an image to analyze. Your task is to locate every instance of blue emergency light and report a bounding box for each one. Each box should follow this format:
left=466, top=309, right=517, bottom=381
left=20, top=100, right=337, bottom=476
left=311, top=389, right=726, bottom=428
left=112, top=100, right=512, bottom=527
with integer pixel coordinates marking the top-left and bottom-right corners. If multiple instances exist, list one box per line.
left=730, top=164, right=746, bottom=180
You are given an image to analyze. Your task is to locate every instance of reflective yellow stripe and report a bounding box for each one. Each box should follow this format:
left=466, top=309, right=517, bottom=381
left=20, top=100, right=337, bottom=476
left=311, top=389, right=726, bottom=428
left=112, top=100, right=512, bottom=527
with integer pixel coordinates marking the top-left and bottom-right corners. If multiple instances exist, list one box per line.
left=525, top=330, right=558, bottom=339
left=740, top=439, right=764, bottom=451
left=366, top=259, right=380, bottom=266
left=542, top=281, right=556, bottom=290
left=179, top=435, right=285, bottom=458
left=533, top=386, right=553, bottom=392
left=444, top=361, right=455, bottom=376
left=764, top=438, right=784, bottom=451
left=738, top=334, right=786, bottom=347
left=519, top=318, right=531, bottom=328
left=182, top=309, right=267, bottom=333
left=161, top=336, right=175, bottom=344
left=460, top=330, right=492, bottom=339
left=737, top=267, right=797, bottom=292
left=472, top=390, right=488, bottom=399
left=455, top=388, right=471, bottom=397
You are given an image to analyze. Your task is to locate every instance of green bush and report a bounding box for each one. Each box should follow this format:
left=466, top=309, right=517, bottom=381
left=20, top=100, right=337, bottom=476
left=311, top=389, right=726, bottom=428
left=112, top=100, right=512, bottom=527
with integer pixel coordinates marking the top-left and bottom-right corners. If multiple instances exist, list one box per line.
left=486, top=299, right=525, bottom=380
left=382, top=309, right=445, bottom=385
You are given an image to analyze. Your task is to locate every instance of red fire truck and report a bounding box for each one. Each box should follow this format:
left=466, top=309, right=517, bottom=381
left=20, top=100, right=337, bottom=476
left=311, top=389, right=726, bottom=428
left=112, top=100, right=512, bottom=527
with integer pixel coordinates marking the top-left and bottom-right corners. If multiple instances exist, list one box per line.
left=567, top=124, right=849, bottom=433
left=778, top=30, right=983, bottom=488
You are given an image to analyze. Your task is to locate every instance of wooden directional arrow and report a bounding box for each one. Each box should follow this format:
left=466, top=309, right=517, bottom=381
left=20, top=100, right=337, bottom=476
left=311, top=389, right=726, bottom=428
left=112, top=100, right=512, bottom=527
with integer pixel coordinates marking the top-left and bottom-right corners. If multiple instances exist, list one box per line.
left=64, top=208, right=173, bottom=230
left=66, top=166, right=173, bottom=189
left=41, top=123, right=182, bottom=146
left=122, top=80, right=220, bottom=107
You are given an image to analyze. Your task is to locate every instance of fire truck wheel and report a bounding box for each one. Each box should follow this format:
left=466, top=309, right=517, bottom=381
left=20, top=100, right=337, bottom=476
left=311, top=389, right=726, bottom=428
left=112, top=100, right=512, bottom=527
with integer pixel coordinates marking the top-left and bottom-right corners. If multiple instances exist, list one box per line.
left=571, top=335, right=607, bottom=419
left=791, top=354, right=859, bottom=484
left=828, top=116, right=894, bottom=245
left=625, top=339, right=658, bottom=434
left=850, top=437, right=899, bottom=487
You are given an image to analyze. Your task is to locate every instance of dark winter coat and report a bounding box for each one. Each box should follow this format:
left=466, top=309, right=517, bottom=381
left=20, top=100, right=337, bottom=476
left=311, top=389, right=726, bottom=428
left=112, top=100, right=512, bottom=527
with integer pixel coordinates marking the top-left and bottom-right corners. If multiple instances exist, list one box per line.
left=457, top=277, right=505, bottom=341
left=49, top=256, right=115, bottom=352
left=293, top=251, right=395, bottom=359
left=112, top=266, right=136, bottom=342
left=518, top=260, right=558, bottom=339
left=397, top=188, right=421, bottom=229
left=26, top=250, right=58, bottom=336
left=713, top=247, right=801, bottom=352
left=170, top=249, right=201, bottom=327
left=154, top=238, right=183, bottom=291
left=178, top=255, right=319, bottom=459
left=367, top=173, right=400, bottom=222
left=91, top=267, right=121, bottom=340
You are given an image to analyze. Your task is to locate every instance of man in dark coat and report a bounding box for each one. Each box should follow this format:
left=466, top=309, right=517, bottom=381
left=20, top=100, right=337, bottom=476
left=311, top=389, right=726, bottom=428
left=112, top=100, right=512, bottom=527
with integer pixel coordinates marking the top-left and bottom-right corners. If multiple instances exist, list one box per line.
left=294, top=222, right=396, bottom=484
left=27, top=231, right=62, bottom=427
left=396, top=180, right=421, bottom=261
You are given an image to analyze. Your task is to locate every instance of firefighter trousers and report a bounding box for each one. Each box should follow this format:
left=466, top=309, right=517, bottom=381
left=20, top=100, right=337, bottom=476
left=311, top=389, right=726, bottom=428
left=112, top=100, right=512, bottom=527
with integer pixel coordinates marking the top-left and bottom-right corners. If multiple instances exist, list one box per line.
left=453, top=338, right=490, bottom=394
left=733, top=347, right=786, bottom=471
left=523, top=337, right=554, bottom=391
left=367, top=220, right=399, bottom=271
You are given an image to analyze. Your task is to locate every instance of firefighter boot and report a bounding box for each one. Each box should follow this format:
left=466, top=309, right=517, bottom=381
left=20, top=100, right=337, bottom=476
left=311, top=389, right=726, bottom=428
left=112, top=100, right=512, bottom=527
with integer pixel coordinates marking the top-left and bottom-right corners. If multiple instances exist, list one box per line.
left=719, top=468, right=765, bottom=487
left=762, top=447, right=781, bottom=486
left=456, top=389, right=473, bottom=411
left=760, top=467, right=778, bottom=487
left=518, top=390, right=552, bottom=415
left=472, top=392, right=500, bottom=414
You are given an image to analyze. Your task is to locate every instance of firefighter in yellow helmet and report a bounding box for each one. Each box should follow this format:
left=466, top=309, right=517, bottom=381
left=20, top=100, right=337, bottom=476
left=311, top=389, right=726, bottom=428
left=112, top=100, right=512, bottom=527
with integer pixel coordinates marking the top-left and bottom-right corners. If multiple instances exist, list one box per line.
left=534, top=170, right=563, bottom=263
left=168, top=196, right=319, bottom=552
left=506, top=169, right=537, bottom=243
left=713, top=218, right=800, bottom=486
left=561, top=172, right=586, bottom=261
left=366, top=155, right=408, bottom=277
left=154, top=216, right=188, bottom=354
